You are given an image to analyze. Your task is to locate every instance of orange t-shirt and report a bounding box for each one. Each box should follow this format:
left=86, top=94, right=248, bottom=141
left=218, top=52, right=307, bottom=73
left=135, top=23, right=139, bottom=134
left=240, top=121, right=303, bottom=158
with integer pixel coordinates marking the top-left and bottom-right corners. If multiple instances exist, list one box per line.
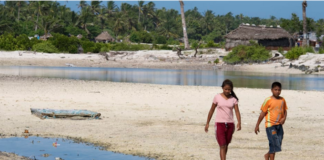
left=260, top=96, right=288, bottom=128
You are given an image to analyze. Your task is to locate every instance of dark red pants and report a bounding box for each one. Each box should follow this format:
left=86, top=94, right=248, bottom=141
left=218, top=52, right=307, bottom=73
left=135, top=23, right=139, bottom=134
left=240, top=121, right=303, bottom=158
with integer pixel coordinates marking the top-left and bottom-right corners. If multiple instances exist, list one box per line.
left=215, top=123, right=235, bottom=146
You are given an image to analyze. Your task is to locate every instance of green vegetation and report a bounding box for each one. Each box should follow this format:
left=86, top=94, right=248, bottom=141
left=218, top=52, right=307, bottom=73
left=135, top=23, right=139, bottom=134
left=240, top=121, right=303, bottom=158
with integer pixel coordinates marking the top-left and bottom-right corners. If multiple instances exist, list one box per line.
left=0, top=1, right=323, bottom=46
left=303, top=46, right=315, bottom=53
left=223, top=42, right=270, bottom=64
left=32, top=42, right=59, bottom=53
left=49, top=33, right=80, bottom=53
left=285, top=46, right=315, bottom=60
left=319, top=47, right=324, bottom=54
left=0, top=1, right=324, bottom=53
left=214, top=58, right=220, bottom=64
left=285, top=47, right=304, bottom=60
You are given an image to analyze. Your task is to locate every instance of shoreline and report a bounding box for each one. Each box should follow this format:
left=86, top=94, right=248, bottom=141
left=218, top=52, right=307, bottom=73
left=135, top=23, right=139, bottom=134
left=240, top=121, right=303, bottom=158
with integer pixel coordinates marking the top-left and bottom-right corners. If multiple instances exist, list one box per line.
left=1, top=51, right=323, bottom=75
left=0, top=75, right=324, bottom=160
left=0, top=151, right=33, bottom=160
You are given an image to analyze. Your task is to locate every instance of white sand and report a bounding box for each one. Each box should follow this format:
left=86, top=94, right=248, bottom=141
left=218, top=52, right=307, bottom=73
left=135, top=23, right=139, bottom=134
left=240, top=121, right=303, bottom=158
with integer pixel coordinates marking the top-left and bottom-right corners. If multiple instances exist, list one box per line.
left=0, top=75, right=323, bottom=160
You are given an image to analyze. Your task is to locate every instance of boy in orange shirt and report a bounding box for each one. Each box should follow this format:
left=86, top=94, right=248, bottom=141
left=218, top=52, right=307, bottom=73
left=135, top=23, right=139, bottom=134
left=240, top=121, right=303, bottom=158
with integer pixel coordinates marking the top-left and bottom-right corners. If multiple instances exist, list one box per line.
left=255, top=82, right=288, bottom=160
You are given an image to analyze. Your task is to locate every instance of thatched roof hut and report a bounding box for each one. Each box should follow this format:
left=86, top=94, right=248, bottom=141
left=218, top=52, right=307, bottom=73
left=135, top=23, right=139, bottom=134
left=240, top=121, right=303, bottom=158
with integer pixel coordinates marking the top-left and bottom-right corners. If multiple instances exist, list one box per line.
left=225, top=25, right=294, bottom=50
left=95, top=31, right=114, bottom=43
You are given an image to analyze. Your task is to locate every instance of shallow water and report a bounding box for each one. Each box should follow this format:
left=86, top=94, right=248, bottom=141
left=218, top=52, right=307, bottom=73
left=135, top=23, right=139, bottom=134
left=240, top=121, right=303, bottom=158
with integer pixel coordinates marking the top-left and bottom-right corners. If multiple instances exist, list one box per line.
left=0, top=137, right=150, bottom=160
left=1, top=66, right=324, bottom=91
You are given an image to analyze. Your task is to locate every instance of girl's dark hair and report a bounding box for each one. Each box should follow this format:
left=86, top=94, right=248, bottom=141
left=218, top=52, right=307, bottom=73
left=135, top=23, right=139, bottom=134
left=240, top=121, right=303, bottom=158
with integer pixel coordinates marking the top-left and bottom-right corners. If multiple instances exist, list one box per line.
left=271, top=82, right=282, bottom=89
left=221, top=79, right=239, bottom=101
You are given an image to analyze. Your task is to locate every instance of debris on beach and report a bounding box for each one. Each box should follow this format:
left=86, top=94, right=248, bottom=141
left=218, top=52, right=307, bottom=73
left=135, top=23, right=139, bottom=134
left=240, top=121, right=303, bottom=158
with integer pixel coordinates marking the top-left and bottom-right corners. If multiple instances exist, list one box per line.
left=65, top=63, right=75, bottom=67
left=30, top=108, right=101, bottom=120
left=284, top=53, right=324, bottom=74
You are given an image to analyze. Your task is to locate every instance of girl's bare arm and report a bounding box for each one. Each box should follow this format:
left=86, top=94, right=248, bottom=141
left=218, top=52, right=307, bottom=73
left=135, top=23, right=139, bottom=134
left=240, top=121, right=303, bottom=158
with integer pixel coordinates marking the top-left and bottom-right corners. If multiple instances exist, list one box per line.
left=234, top=104, right=241, bottom=131
left=205, top=103, right=217, bottom=133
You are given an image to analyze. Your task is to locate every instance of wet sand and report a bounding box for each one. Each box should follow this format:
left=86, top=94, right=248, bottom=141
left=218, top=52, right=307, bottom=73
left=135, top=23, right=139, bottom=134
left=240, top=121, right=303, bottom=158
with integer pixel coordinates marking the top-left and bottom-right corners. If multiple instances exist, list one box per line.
left=0, top=151, right=32, bottom=160
left=0, top=75, right=323, bottom=160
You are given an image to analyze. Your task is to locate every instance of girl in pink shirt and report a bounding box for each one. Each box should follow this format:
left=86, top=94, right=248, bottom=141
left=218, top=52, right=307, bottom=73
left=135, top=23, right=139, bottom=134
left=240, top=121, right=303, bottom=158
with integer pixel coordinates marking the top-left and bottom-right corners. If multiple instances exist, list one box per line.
left=205, top=79, right=242, bottom=160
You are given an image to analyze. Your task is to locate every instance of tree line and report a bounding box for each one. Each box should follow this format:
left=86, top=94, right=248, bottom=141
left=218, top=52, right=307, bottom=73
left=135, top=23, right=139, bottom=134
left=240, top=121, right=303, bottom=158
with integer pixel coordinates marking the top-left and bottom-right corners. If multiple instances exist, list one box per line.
left=0, top=1, right=323, bottom=44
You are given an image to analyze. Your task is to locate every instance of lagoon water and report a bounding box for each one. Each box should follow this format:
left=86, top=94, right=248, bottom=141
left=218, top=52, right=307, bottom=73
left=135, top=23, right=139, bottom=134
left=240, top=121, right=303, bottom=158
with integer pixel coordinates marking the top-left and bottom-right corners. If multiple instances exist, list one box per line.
left=0, top=137, right=150, bottom=160
left=0, top=66, right=324, bottom=91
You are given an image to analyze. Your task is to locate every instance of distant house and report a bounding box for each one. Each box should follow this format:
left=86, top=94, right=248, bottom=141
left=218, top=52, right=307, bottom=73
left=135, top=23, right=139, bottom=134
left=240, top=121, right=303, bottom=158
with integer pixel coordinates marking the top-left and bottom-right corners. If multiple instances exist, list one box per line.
left=95, top=31, right=115, bottom=43
left=39, top=33, right=52, bottom=40
left=224, top=25, right=294, bottom=51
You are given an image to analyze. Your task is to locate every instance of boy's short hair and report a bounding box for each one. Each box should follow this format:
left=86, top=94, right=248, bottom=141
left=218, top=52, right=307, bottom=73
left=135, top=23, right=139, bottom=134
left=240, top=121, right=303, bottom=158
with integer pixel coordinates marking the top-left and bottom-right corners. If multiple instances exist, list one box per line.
left=271, top=82, right=282, bottom=89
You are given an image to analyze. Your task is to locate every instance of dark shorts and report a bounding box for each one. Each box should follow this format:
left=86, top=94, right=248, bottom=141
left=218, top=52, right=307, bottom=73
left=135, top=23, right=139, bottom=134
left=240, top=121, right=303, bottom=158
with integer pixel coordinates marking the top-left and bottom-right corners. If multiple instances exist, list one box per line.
left=266, top=125, right=284, bottom=153
left=215, top=123, right=235, bottom=146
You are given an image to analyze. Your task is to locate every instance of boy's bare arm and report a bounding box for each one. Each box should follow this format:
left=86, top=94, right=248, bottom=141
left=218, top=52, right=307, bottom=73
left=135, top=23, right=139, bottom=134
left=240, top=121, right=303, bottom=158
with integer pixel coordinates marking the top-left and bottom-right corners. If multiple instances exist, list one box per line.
left=255, top=111, right=266, bottom=135
left=279, top=110, right=287, bottom=125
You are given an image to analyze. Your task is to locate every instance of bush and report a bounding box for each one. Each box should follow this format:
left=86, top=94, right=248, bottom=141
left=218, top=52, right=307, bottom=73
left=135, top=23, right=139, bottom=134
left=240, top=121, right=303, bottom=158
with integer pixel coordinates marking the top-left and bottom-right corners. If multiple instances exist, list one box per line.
left=129, top=31, right=153, bottom=43
left=191, top=41, right=199, bottom=49
left=319, top=47, right=324, bottom=54
left=223, top=44, right=270, bottom=64
left=166, top=38, right=179, bottom=45
left=285, top=47, right=305, bottom=60
left=278, top=47, right=284, bottom=54
left=0, top=33, right=18, bottom=50
left=48, top=33, right=80, bottom=53
left=32, top=42, right=59, bottom=53
left=214, top=58, right=220, bottom=64
left=110, top=43, right=150, bottom=51
left=154, top=35, right=167, bottom=44
left=80, top=39, right=96, bottom=53
left=158, top=44, right=173, bottom=50
left=130, top=32, right=141, bottom=43
left=206, top=40, right=216, bottom=48
left=303, top=46, right=314, bottom=53
left=15, top=34, right=31, bottom=50
left=100, top=46, right=109, bottom=52
left=30, top=38, right=42, bottom=48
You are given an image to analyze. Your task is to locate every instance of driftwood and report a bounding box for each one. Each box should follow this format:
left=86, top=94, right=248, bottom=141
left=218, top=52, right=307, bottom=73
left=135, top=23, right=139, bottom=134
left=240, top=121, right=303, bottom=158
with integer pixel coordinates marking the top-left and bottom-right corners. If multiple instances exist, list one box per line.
left=193, top=42, right=202, bottom=57
left=177, top=47, right=184, bottom=59
left=99, top=52, right=109, bottom=61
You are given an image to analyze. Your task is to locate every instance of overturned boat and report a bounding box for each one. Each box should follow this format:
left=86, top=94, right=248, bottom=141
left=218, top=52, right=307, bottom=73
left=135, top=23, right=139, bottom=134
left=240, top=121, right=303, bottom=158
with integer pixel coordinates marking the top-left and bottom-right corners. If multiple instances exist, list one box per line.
left=30, top=108, right=101, bottom=120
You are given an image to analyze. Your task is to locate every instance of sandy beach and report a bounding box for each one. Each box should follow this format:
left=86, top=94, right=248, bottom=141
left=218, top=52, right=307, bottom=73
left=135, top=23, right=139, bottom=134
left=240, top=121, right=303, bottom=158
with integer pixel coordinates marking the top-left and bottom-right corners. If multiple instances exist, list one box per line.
left=0, top=74, right=323, bottom=160
left=0, top=152, right=32, bottom=160
left=0, top=50, right=323, bottom=75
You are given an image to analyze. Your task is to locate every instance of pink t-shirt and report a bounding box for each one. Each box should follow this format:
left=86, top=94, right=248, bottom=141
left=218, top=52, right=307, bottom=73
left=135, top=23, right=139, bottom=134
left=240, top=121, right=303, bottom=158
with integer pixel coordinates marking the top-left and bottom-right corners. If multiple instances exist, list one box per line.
left=213, top=94, right=238, bottom=123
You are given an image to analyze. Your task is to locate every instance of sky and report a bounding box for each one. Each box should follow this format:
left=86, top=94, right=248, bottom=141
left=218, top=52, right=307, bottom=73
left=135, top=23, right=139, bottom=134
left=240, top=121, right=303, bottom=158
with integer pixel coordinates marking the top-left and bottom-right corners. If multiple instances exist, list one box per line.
left=57, top=1, right=324, bottom=20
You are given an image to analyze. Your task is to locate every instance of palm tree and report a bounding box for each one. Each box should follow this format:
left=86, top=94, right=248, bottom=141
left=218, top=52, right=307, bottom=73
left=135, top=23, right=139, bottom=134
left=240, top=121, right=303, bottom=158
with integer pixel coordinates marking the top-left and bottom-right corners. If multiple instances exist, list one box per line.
left=76, top=6, right=94, bottom=36
left=137, top=1, right=144, bottom=23
left=302, top=0, right=307, bottom=46
left=90, top=0, right=101, bottom=15
left=35, top=15, right=62, bottom=36
left=29, top=1, right=49, bottom=31
left=97, top=7, right=108, bottom=31
left=179, top=0, right=189, bottom=49
left=202, top=10, right=214, bottom=35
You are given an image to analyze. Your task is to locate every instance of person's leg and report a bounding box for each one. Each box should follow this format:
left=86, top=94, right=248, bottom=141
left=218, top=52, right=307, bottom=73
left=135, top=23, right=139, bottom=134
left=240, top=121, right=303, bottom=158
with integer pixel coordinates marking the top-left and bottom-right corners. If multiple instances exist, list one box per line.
left=269, top=153, right=275, bottom=160
left=216, top=123, right=227, bottom=160
left=264, top=152, right=269, bottom=160
left=220, top=145, right=227, bottom=160
left=224, top=123, right=234, bottom=158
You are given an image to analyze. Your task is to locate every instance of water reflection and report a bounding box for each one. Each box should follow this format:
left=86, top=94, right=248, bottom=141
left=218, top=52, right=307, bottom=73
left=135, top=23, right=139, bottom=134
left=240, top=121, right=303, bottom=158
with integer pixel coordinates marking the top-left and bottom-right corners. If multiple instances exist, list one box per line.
left=1, top=66, right=324, bottom=91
